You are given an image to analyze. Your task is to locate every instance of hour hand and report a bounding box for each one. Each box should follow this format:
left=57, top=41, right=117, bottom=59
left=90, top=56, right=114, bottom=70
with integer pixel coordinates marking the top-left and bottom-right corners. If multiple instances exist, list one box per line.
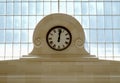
left=58, top=29, right=61, bottom=42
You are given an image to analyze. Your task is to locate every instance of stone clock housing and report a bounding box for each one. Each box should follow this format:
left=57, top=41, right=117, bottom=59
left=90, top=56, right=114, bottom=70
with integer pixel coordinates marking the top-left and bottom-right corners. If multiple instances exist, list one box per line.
left=29, top=13, right=90, bottom=57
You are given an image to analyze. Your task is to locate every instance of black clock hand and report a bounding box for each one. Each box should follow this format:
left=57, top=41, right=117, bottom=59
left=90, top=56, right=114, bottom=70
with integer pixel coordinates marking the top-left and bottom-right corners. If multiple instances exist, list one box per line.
left=58, top=29, right=62, bottom=42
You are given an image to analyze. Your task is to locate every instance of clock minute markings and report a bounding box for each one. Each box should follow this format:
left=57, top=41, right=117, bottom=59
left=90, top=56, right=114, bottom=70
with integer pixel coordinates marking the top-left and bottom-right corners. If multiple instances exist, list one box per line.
left=62, top=29, right=64, bottom=33
left=63, top=45, right=65, bottom=48
left=65, top=33, right=68, bottom=36
left=66, top=38, right=70, bottom=40
left=53, top=29, right=56, bottom=33
left=49, top=37, right=52, bottom=40
left=49, top=41, right=53, bottom=45
left=58, top=45, right=60, bottom=49
left=65, top=41, right=69, bottom=44
left=50, top=33, right=53, bottom=36
left=53, top=44, right=56, bottom=48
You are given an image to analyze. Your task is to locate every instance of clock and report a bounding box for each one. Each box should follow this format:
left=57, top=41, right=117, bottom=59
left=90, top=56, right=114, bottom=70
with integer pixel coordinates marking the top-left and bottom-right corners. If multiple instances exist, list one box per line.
left=46, top=26, right=72, bottom=51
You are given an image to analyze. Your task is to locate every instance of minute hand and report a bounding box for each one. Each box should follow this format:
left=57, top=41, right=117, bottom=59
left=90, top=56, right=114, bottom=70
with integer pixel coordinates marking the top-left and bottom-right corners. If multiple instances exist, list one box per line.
left=58, top=29, right=62, bottom=42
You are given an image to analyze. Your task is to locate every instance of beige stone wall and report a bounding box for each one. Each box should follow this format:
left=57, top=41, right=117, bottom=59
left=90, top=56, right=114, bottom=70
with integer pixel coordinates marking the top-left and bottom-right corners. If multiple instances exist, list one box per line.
left=0, top=59, right=120, bottom=83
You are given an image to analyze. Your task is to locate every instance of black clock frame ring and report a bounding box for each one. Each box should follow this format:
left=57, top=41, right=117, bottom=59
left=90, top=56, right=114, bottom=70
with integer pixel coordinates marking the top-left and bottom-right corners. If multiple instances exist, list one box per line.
left=46, top=26, right=72, bottom=51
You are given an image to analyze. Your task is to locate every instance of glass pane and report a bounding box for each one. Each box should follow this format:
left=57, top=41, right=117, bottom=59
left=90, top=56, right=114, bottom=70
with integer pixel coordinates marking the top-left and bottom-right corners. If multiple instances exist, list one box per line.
left=90, top=30, right=97, bottom=42
left=29, top=16, right=36, bottom=29
left=98, top=44, right=105, bottom=59
left=81, top=16, right=89, bottom=28
left=113, top=30, right=120, bottom=42
left=105, top=30, right=112, bottom=42
left=14, top=0, right=21, bottom=1
left=5, top=44, right=12, bottom=60
left=14, top=16, right=21, bottom=29
left=0, top=44, right=4, bottom=60
left=13, top=44, right=20, bottom=59
left=7, top=2, right=13, bottom=15
left=60, top=2, right=66, bottom=13
left=0, top=30, right=5, bottom=43
left=37, top=2, right=43, bottom=15
left=81, top=2, right=88, bottom=15
left=75, top=16, right=81, bottom=23
left=85, top=43, right=90, bottom=53
left=14, top=30, right=20, bottom=43
left=113, top=16, right=120, bottom=28
left=29, top=2, right=36, bottom=15
left=98, top=30, right=105, bottom=43
left=21, top=44, right=28, bottom=55
left=14, top=2, right=21, bottom=15
left=44, top=2, right=50, bottom=15
left=7, top=16, right=13, bottom=29
left=74, top=2, right=81, bottom=15
left=84, top=29, right=89, bottom=42
left=7, top=0, right=13, bottom=1
left=97, top=16, right=104, bottom=28
left=114, top=44, right=120, bottom=61
left=90, top=44, right=97, bottom=56
left=0, top=16, right=5, bottom=29
left=104, top=16, right=112, bottom=28
left=0, top=3, right=6, bottom=15
left=21, top=30, right=28, bottom=42
left=37, top=16, right=43, bottom=24
left=6, top=30, right=13, bottom=43
left=106, top=44, right=113, bottom=60
left=67, top=2, right=73, bottom=15
left=89, top=2, right=96, bottom=15
left=22, top=16, right=28, bottom=29
left=112, top=2, right=120, bottom=15
left=29, top=44, right=33, bottom=53
left=51, top=2, right=58, bottom=13
left=97, top=2, right=104, bottom=15
left=104, top=2, right=111, bottom=15
left=0, top=0, right=7, bottom=1
left=89, top=16, right=96, bottom=28
left=22, top=2, right=28, bottom=15
left=29, top=30, right=34, bottom=43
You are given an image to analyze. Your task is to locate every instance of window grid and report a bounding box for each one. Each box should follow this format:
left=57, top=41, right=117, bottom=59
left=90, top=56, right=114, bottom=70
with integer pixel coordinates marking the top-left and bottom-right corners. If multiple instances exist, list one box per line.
left=0, top=0, right=120, bottom=61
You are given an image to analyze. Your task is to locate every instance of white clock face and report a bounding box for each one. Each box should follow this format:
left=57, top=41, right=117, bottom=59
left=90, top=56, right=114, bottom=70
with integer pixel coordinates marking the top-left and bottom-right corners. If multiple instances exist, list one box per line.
left=46, top=26, right=72, bottom=51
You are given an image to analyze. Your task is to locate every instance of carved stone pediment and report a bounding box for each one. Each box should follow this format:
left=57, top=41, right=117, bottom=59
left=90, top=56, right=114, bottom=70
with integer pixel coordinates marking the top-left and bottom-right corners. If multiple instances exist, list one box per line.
left=22, top=13, right=97, bottom=61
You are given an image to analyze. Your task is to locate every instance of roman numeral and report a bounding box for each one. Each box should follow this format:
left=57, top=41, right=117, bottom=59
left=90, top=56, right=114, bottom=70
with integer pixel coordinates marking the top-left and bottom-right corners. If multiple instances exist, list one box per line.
left=62, top=30, right=64, bottom=33
left=53, top=29, right=56, bottom=33
left=58, top=46, right=60, bottom=49
left=65, top=41, right=69, bottom=44
left=49, top=38, right=52, bottom=40
left=63, top=45, right=65, bottom=48
left=49, top=41, right=53, bottom=44
left=53, top=44, right=56, bottom=48
left=66, top=38, right=70, bottom=40
left=50, top=33, right=53, bottom=35
left=65, top=33, right=68, bottom=36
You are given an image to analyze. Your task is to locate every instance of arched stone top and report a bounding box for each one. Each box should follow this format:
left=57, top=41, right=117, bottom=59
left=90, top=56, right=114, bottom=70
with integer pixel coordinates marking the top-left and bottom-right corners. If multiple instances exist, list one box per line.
left=30, top=13, right=90, bottom=57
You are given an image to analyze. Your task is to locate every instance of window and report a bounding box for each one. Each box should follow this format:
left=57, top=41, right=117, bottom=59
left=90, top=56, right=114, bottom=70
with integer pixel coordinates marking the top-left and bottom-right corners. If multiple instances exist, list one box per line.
left=0, top=0, right=120, bottom=61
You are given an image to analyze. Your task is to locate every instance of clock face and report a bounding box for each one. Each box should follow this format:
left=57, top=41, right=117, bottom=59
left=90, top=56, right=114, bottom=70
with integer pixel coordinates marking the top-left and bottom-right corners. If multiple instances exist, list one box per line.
left=46, top=26, right=72, bottom=51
